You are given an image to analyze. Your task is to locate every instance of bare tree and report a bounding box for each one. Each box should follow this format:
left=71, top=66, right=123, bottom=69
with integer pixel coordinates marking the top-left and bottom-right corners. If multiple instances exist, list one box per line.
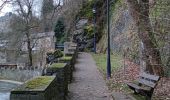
left=41, top=0, right=84, bottom=33
left=12, top=0, right=40, bottom=67
left=126, top=0, right=164, bottom=76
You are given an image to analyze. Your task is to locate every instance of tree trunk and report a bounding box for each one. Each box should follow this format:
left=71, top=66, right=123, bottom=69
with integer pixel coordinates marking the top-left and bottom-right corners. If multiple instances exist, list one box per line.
left=26, top=32, right=33, bottom=67
left=126, top=0, right=164, bottom=76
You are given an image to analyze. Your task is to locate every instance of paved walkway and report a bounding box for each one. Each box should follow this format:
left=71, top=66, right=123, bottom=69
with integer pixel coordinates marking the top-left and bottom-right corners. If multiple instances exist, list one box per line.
left=67, top=52, right=112, bottom=100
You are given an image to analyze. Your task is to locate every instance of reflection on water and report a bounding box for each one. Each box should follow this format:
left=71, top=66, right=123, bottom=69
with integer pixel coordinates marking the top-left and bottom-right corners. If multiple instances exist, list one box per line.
left=0, top=93, right=10, bottom=100
left=0, top=81, right=22, bottom=100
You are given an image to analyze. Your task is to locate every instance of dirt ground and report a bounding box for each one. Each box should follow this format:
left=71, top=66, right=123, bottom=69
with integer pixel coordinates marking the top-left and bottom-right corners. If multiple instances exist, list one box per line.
left=111, top=59, right=170, bottom=100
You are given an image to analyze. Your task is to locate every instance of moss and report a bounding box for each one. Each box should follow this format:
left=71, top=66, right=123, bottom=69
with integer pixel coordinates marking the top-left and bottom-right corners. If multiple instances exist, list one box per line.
left=60, top=56, right=72, bottom=61
left=49, top=63, right=67, bottom=69
left=15, top=76, right=55, bottom=91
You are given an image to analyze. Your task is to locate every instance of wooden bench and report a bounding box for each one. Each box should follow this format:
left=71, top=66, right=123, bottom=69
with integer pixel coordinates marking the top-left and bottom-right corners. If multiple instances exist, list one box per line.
left=127, top=72, right=160, bottom=100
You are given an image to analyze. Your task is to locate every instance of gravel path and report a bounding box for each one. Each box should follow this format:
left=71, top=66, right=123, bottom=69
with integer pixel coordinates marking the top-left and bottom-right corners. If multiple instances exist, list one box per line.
left=67, top=52, right=112, bottom=100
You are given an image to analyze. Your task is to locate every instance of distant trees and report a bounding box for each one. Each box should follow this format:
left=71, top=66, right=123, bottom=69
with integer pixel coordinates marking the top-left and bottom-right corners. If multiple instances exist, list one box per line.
left=126, top=0, right=164, bottom=76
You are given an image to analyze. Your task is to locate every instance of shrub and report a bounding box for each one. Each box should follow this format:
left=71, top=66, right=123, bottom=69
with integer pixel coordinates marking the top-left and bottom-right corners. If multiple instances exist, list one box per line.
left=84, top=24, right=94, bottom=38
left=53, top=49, right=63, bottom=58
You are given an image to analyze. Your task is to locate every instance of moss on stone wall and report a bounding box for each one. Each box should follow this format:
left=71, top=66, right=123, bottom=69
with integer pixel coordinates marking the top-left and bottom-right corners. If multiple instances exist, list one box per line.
left=15, top=76, right=55, bottom=91
left=49, top=63, right=67, bottom=69
left=60, top=56, right=72, bottom=61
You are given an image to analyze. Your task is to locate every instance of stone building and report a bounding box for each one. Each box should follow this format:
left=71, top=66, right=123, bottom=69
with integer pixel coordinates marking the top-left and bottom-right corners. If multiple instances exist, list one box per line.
left=0, top=32, right=55, bottom=68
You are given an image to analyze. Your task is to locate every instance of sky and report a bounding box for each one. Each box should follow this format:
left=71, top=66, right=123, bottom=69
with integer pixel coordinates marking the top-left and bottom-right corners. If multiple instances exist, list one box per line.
left=0, top=1, right=13, bottom=16
left=0, top=0, right=42, bottom=17
left=0, top=0, right=63, bottom=17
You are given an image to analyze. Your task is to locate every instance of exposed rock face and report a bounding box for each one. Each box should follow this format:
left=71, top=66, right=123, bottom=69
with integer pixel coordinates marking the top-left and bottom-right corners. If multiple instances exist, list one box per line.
left=97, top=1, right=139, bottom=57
left=97, top=0, right=170, bottom=68
left=72, top=19, right=94, bottom=51
left=75, top=19, right=88, bottom=29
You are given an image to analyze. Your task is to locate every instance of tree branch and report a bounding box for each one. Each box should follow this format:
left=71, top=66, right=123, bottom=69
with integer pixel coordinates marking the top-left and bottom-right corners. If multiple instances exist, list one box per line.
left=0, top=0, right=11, bottom=11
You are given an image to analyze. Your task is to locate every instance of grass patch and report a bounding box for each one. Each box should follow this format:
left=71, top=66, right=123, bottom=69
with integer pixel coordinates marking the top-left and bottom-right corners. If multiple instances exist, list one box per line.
left=92, top=53, right=123, bottom=75
left=16, top=76, right=54, bottom=91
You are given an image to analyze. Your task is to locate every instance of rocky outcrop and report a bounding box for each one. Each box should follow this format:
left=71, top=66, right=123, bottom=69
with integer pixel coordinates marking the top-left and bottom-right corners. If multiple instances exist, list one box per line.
left=72, top=19, right=94, bottom=51
left=75, top=19, right=88, bottom=29
left=97, top=0, right=139, bottom=60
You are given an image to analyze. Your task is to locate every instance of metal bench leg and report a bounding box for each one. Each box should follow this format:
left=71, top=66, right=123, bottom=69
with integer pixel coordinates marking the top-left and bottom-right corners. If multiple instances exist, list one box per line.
left=145, top=96, right=151, bottom=100
left=145, top=93, right=152, bottom=100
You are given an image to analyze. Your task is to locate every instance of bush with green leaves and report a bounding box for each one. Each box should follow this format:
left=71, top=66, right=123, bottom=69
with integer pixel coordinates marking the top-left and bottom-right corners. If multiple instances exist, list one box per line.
left=78, top=0, right=95, bottom=19
left=53, top=49, right=63, bottom=58
left=54, top=18, right=65, bottom=42
left=84, top=24, right=94, bottom=38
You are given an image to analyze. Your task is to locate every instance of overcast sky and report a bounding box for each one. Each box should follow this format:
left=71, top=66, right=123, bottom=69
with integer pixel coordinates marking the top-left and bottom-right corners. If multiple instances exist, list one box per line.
left=0, top=0, right=63, bottom=17
left=0, top=1, right=13, bottom=16
left=0, top=0, right=42, bottom=17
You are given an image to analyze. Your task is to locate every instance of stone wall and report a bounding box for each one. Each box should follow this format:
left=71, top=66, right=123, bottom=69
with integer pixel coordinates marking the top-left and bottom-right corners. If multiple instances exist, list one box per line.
left=10, top=44, right=78, bottom=100
left=0, top=69, right=42, bottom=82
left=10, top=76, right=64, bottom=100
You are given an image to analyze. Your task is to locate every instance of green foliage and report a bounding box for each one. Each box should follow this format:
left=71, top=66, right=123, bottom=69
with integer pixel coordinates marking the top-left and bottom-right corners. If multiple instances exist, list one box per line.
left=54, top=18, right=65, bottom=42
left=111, top=0, right=124, bottom=14
left=46, top=52, right=53, bottom=56
left=58, top=32, right=68, bottom=44
left=53, top=49, right=63, bottom=58
left=79, top=0, right=95, bottom=19
left=84, top=24, right=94, bottom=37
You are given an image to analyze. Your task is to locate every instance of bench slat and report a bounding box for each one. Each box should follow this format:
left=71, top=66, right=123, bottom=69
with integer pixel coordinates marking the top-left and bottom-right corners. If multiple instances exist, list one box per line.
left=126, top=72, right=160, bottom=98
left=139, top=72, right=159, bottom=81
left=127, top=82, right=151, bottom=91
left=138, top=78, right=156, bottom=88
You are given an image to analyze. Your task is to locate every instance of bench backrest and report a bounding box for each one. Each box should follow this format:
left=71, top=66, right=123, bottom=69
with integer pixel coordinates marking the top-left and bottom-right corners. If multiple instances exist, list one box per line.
left=138, top=72, right=160, bottom=88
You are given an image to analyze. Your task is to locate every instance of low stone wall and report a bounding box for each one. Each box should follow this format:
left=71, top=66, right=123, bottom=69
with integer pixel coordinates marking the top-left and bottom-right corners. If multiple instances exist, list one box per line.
left=64, top=45, right=78, bottom=70
left=10, top=76, right=64, bottom=100
left=44, top=63, right=69, bottom=97
left=58, top=57, right=73, bottom=83
left=54, top=45, right=78, bottom=83
left=10, top=45, right=78, bottom=100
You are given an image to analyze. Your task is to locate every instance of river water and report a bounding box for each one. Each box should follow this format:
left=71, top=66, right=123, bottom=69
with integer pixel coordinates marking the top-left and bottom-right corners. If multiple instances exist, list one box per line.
left=0, top=80, right=22, bottom=100
left=0, top=69, right=42, bottom=100
left=0, top=93, right=10, bottom=100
